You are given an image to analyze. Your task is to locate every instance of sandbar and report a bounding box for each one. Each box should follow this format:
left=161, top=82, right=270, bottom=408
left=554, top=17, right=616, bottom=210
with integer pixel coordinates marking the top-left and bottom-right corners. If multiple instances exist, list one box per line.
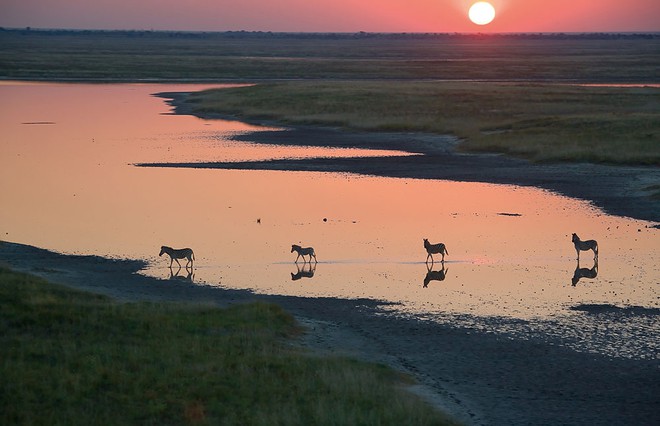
left=143, top=91, right=660, bottom=224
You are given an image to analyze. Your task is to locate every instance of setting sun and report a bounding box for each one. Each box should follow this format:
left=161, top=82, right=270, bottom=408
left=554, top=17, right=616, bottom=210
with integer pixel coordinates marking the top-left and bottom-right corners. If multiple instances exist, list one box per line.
left=468, top=1, right=496, bottom=26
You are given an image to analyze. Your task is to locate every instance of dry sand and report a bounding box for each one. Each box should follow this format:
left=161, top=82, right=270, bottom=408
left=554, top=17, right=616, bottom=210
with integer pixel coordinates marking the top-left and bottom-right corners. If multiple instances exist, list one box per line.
left=2, top=240, right=658, bottom=425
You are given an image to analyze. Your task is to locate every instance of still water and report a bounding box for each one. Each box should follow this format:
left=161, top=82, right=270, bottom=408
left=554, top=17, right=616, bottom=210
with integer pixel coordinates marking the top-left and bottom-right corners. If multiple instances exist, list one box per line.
left=1, top=82, right=658, bottom=359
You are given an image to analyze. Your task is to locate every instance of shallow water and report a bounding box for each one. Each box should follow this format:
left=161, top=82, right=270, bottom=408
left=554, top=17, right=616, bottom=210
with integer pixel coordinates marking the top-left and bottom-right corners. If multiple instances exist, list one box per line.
left=1, top=81, right=658, bottom=360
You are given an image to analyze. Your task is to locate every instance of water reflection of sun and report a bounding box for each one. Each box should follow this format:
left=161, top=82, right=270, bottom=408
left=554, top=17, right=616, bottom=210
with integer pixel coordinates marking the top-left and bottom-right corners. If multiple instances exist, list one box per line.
left=469, top=1, right=496, bottom=25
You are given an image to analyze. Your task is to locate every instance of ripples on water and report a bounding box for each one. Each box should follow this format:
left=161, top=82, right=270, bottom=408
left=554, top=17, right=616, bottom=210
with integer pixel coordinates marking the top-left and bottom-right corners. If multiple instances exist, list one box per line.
left=393, top=306, right=659, bottom=361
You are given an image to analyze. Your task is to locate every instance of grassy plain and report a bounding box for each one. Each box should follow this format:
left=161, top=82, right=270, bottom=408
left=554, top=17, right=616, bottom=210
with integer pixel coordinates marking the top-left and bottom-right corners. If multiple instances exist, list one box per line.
left=190, top=81, right=660, bottom=164
left=0, top=267, right=455, bottom=425
left=1, top=29, right=658, bottom=164
left=1, top=30, right=659, bottom=82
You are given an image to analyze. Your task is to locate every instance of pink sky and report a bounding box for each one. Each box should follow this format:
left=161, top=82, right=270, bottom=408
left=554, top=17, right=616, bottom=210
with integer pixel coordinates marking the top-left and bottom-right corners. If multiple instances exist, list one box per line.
left=1, top=0, right=659, bottom=32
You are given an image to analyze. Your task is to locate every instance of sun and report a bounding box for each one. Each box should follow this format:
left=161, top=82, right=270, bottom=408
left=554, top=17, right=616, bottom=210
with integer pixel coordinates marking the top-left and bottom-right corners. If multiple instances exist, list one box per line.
left=468, top=1, right=496, bottom=26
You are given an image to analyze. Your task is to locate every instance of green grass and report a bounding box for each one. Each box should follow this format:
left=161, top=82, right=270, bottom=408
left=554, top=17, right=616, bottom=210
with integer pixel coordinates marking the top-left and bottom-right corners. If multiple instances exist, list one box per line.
left=0, top=267, right=456, bottom=425
left=189, top=81, right=660, bottom=165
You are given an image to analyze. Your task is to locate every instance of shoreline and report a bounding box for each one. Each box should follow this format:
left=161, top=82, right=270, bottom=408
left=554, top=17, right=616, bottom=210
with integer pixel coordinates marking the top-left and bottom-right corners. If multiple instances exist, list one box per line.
left=2, top=240, right=659, bottom=425
left=3, top=84, right=658, bottom=424
left=147, top=91, right=660, bottom=223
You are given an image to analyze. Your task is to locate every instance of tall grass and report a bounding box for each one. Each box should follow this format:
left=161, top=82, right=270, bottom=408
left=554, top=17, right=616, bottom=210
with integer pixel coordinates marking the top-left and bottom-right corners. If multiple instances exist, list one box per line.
left=0, top=267, right=456, bottom=425
left=189, top=81, right=660, bottom=165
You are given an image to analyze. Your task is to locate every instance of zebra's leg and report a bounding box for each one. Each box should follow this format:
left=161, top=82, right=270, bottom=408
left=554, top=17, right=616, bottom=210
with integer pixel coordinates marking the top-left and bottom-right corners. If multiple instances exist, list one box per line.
left=175, top=258, right=182, bottom=267
left=295, top=253, right=301, bottom=263
left=312, top=253, right=317, bottom=263
left=169, top=257, right=174, bottom=268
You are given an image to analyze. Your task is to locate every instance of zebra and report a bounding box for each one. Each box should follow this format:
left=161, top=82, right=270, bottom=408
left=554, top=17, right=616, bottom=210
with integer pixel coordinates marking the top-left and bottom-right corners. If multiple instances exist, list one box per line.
left=159, top=245, right=195, bottom=268
left=423, top=238, right=448, bottom=263
left=291, top=244, right=317, bottom=263
left=571, top=233, right=598, bottom=260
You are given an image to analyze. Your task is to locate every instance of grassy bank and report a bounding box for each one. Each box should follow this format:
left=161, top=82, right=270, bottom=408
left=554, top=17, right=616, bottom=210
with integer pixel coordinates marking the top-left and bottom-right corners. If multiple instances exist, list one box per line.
left=0, top=267, right=455, bottom=425
left=189, top=81, right=660, bottom=165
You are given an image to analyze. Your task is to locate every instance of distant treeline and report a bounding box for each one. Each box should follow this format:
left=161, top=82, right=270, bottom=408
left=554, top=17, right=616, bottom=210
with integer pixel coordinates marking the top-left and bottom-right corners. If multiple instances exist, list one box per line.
left=2, top=27, right=659, bottom=40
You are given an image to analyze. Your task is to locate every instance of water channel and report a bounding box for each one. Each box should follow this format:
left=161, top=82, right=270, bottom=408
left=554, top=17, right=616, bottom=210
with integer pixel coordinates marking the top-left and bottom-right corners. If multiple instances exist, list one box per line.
left=1, top=81, right=657, bottom=360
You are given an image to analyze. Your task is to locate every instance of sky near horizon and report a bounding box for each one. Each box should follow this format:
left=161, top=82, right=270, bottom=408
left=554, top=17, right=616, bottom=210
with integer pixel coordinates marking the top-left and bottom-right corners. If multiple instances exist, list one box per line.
left=1, top=0, right=659, bottom=33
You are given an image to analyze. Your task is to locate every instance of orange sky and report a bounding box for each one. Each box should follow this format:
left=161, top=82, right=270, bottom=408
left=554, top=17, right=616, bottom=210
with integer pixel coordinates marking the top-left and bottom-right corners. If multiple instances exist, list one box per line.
left=1, top=0, right=659, bottom=32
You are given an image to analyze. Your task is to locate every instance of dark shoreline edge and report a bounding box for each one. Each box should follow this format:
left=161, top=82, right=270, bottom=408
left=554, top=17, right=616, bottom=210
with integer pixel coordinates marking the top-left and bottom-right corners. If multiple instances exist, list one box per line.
left=2, top=239, right=659, bottom=426
left=144, top=91, right=660, bottom=223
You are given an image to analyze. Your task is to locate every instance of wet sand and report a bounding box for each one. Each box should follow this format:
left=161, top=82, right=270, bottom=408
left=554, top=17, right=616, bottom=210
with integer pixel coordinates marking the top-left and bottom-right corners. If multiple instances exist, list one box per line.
left=2, top=240, right=658, bottom=425
left=147, top=92, right=660, bottom=224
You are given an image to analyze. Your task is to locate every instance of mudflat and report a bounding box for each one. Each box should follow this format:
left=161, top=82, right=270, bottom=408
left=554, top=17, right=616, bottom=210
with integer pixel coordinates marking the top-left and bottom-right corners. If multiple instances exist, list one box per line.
left=142, top=92, right=660, bottom=223
left=2, top=240, right=658, bottom=426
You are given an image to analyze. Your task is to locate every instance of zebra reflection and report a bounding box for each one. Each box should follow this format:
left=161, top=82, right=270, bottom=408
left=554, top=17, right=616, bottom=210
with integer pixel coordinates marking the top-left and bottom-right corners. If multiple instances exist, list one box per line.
left=571, top=258, right=598, bottom=286
left=423, top=262, right=449, bottom=288
left=169, top=265, right=194, bottom=283
left=291, top=262, right=316, bottom=281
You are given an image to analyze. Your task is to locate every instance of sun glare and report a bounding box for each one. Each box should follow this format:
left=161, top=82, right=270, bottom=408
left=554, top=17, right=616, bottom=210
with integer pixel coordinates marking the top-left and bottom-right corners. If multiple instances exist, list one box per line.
left=468, top=1, right=496, bottom=26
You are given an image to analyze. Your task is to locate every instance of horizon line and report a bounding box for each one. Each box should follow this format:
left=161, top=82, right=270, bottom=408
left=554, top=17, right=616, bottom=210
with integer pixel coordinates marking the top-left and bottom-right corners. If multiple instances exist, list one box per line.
left=3, top=27, right=660, bottom=36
